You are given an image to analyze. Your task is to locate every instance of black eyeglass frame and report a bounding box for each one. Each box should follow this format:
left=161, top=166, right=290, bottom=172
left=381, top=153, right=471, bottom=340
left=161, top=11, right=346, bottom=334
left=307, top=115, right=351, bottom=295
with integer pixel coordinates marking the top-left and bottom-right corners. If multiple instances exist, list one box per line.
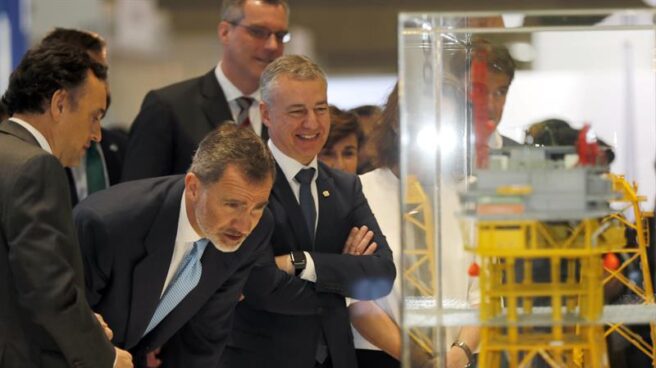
left=227, top=21, right=291, bottom=44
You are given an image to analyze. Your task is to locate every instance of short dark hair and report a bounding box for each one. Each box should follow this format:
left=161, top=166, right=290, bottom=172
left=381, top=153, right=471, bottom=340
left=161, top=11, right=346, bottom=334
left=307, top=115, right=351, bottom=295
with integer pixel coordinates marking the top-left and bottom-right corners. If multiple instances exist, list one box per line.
left=1, top=43, right=108, bottom=116
left=41, top=28, right=106, bottom=58
left=39, top=28, right=111, bottom=109
left=451, top=37, right=516, bottom=84
left=324, top=105, right=364, bottom=150
left=221, top=0, right=289, bottom=22
left=526, top=118, right=615, bottom=164
left=368, top=84, right=400, bottom=170
left=190, top=124, right=276, bottom=184
left=484, top=41, right=516, bottom=83
left=349, top=105, right=382, bottom=119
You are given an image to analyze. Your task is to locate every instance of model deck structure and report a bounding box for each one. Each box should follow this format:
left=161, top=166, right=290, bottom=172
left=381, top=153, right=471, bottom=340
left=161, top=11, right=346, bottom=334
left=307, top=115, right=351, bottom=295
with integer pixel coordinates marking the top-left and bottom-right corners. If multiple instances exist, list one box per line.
left=460, top=146, right=655, bottom=367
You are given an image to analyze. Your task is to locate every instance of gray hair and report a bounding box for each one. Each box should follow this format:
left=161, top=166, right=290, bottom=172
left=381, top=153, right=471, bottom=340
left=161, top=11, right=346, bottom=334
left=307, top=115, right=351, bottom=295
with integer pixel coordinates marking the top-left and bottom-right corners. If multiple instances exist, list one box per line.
left=189, top=124, right=275, bottom=184
left=260, top=54, right=327, bottom=105
left=220, top=0, right=289, bottom=23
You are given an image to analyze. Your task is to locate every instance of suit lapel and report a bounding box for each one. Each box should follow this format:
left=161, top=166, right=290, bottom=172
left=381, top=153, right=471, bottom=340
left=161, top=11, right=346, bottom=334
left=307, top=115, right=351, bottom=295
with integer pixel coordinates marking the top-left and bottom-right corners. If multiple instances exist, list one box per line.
left=199, top=70, right=233, bottom=130
left=314, top=165, right=338, bottom=253
left=124, top=179, right=184, bottom=348
left=65, top=168, right=80, bottom=206
left=271, top=163, right=313, bottom=251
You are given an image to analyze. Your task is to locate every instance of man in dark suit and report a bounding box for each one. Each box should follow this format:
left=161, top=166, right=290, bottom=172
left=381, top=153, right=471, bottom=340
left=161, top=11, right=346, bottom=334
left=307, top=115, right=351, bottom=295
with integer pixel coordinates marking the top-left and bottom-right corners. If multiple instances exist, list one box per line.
left=121, top=0, right=289, bottom=181
left=220, top=55, right=396, bottom=368
left=74, top=125, right=277, bottom=367
left=0, top=43, right=132, bottom=367
left=39, top=27, right=128, bottom=204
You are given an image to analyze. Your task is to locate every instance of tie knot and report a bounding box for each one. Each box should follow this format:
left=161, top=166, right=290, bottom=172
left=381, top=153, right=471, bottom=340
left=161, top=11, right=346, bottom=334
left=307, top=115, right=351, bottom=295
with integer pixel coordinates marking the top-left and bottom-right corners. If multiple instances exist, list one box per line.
left=194, top=238, right=209, bottom=254
left=236, top=96, right=254, bottom=111
left=295, top=168, right=316, bottom=185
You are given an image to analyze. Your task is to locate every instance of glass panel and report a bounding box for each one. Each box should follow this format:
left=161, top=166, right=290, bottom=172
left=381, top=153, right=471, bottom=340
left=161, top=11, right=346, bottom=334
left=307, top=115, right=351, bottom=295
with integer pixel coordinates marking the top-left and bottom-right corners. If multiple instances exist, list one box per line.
left=399, top=9, right=656, bottom=368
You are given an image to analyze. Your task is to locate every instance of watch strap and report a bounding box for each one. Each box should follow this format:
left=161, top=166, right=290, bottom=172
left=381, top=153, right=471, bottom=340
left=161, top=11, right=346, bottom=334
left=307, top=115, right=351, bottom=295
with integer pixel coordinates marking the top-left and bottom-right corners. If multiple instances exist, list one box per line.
left=451, top=340, right=473, bottom=368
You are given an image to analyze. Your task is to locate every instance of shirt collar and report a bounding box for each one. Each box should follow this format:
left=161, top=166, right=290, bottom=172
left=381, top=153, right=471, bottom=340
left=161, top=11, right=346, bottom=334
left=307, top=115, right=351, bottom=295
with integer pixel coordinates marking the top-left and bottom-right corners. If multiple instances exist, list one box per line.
left=176, top=190, right=204, bottom=244
left=268, top=140, right=318, bottom=184
left=214, top=62, right=260, bottom=102
left=9, top=117, right=53, bottom=154
left=488, top=129, right=503, bottom=149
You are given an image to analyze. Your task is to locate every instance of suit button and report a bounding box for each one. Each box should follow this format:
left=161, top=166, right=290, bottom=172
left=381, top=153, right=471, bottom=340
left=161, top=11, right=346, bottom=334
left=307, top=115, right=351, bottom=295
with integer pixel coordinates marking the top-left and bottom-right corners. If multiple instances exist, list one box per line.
left=317, top=307, right=323, bottom=314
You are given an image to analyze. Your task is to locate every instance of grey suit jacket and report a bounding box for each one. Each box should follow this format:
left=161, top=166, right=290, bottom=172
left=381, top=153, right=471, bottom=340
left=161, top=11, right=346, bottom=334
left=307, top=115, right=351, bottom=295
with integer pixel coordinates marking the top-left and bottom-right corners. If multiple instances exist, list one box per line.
left=0, top=120, right=115, bottom=367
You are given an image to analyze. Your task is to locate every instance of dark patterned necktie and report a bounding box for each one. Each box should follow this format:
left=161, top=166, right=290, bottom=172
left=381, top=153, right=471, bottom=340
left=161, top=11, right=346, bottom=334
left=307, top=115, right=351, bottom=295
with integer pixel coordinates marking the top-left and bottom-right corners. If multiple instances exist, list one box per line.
left=294, top=168, right=316, bottom=244
left=235, top=97, right=254, bottom=129
left=294, top=167, right=327, bottom=362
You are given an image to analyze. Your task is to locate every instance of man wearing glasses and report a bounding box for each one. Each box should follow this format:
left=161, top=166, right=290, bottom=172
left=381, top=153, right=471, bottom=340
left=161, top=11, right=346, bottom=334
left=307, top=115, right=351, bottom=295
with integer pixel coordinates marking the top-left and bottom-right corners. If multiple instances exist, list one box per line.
left=122, top=0, right=289, bottom=181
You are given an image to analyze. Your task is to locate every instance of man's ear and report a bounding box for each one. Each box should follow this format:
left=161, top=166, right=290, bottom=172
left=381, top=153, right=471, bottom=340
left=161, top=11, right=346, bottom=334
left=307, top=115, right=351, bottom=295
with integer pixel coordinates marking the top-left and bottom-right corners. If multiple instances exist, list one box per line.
left=218, top=21, right=231, bottom=44
left=260, top=100, right=272, bottom=128
left=50, top=89, right=67, bottom=120
left=185, top=172, right=200, bottom=199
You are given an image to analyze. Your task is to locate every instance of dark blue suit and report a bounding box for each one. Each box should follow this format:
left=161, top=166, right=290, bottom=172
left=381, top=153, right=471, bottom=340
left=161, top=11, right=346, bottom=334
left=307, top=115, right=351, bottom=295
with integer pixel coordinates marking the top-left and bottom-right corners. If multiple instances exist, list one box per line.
left=221, top=161, right=396, bottom=368
left=73, top=175, right=274, bottom=367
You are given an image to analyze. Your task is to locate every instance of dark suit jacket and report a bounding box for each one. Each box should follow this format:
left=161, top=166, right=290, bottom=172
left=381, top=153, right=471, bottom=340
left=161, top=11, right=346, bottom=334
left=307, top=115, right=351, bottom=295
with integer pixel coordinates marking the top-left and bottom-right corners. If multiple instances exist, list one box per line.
left=66, top=127, right=128, bottom=205
left=73, top=175, right=274, bottom=367
left=222, top=161, right=396, bottom=368
left=0, top=120, right=115, bottom=368
left=121, top=70, right=268, bottom=182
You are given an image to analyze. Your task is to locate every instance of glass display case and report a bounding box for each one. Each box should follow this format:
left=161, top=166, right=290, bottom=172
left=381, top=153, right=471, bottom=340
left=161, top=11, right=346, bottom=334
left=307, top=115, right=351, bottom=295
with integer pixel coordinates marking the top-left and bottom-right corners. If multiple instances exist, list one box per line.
left=398, top=9, right=656, bottom=368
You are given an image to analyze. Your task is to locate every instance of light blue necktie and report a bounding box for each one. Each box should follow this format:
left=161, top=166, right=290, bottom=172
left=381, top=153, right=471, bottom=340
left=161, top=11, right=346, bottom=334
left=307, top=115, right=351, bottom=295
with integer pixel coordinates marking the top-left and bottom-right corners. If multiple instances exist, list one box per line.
left=143, top=239, right=208, bottom=336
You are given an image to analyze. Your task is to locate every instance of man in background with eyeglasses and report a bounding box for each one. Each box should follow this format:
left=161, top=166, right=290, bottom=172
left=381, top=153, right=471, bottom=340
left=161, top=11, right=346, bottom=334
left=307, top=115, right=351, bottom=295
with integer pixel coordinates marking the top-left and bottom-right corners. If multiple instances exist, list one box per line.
left=121, top=0, right=289, bottom=182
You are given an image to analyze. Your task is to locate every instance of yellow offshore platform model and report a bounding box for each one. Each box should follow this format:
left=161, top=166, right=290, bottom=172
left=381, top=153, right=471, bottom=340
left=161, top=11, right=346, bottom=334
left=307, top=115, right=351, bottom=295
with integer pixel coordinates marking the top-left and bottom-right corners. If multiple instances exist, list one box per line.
left=459, top=146, right=655, bottom=368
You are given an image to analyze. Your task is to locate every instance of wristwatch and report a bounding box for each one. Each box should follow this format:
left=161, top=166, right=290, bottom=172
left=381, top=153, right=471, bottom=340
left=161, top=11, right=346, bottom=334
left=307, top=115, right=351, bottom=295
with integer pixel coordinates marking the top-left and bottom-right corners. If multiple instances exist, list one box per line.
left=290, top=251, right=306, bottom=276
left=451, top=340, right=473, bottom=368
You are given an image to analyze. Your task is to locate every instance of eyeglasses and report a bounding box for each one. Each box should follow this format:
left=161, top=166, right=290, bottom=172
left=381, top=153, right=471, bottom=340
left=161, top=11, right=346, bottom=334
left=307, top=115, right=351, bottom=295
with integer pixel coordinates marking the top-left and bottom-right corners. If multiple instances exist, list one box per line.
left=228, top=21, right=291, bottom=44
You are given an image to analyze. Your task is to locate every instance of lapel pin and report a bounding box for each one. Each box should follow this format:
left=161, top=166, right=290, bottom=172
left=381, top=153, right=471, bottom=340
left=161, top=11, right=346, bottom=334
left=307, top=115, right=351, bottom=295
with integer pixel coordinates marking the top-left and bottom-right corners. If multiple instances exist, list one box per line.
left=322, top=190, right=330, bottom=198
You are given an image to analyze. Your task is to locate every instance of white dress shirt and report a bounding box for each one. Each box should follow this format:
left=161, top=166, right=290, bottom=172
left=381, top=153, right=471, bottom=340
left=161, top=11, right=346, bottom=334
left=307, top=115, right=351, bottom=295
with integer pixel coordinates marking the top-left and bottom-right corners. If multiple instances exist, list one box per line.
left=10, top=117, right=52, bottom=153
left=268, top=140, right=318, bottom=282
left=215, top=62, right=262, bottom=136
left=160, top=192, right=204, bottom=296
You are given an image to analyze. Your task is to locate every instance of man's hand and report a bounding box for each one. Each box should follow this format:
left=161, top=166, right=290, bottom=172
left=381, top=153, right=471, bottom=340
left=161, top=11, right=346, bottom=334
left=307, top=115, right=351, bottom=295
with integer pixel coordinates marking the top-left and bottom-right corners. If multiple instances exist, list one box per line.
left=342, top=226, right=377, bottom=255
left=95, top=313, right=113, bottom=340
left=145, top=347, right=162, bottom=368
left=115, top=347, right=134, bottom=368
left=274, top=254, right=294, bottom=275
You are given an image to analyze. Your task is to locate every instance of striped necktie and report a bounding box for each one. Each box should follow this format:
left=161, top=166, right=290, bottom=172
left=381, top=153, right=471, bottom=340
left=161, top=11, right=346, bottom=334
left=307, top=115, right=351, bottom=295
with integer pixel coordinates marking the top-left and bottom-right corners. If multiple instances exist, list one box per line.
left=235, top=96, right=254, bottom=129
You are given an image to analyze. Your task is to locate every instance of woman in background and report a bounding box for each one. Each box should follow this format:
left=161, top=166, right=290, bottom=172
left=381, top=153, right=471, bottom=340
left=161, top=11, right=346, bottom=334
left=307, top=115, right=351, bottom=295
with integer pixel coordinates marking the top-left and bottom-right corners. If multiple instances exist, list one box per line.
left=318, top=106, right=363, bottom=174
left=349, top=84, right=481, bottom=368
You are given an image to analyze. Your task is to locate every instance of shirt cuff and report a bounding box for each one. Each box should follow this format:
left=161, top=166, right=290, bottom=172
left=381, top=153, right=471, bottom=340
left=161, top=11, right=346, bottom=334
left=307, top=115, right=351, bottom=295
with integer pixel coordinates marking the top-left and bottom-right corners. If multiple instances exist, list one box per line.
left=298, top=251, right=316, bottom=282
